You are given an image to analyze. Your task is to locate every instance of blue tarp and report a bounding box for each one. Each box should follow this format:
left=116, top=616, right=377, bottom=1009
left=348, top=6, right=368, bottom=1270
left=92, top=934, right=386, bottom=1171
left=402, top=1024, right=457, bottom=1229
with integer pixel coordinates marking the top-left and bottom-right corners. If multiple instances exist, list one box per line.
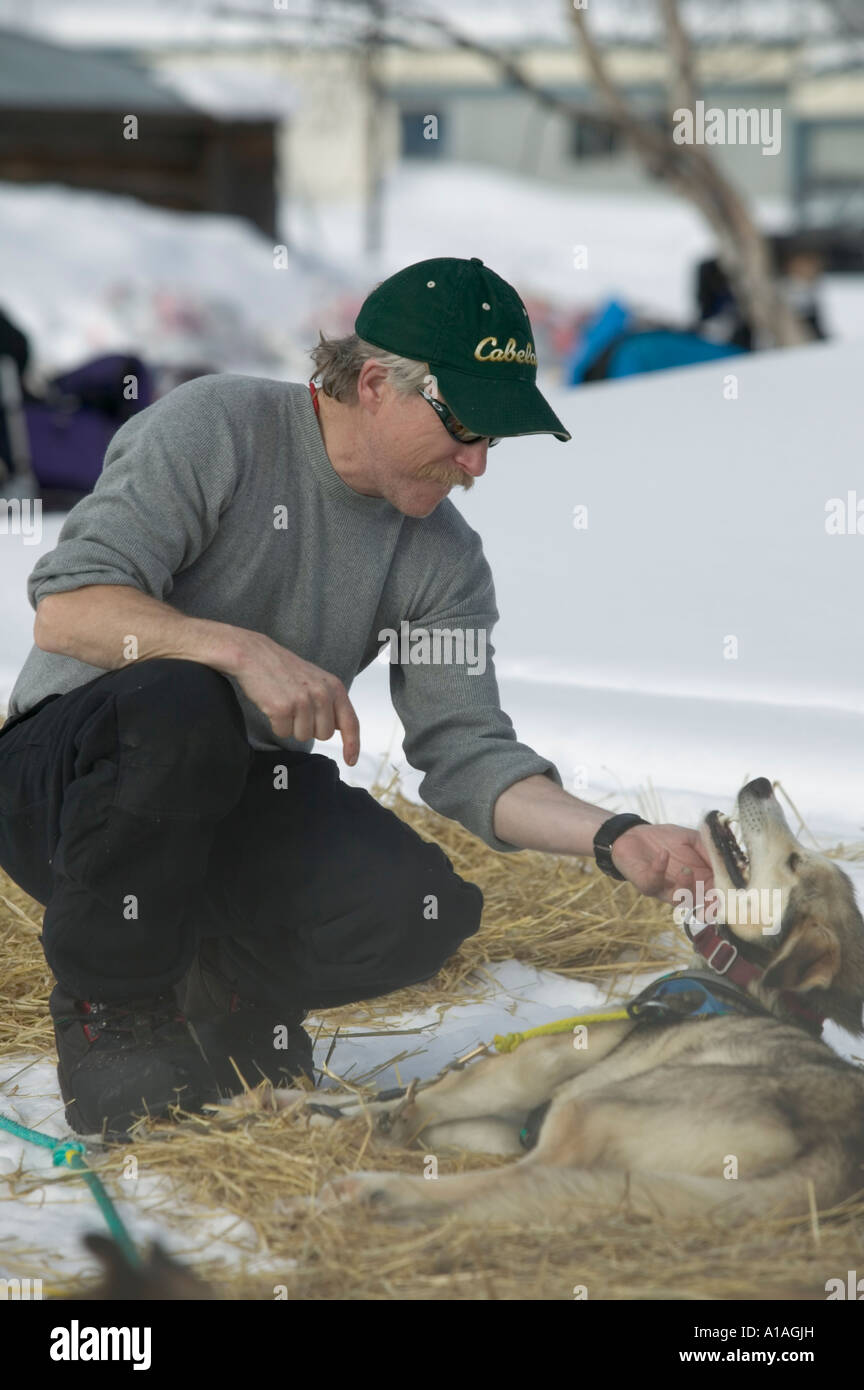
left=566, top=299, right=746, bottom=384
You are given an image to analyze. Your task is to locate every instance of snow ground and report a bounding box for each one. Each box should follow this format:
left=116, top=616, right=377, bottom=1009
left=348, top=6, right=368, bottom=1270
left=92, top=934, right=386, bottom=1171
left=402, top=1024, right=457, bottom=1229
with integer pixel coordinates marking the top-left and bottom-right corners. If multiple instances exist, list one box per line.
left=2, top=170, right=864, bottom=1284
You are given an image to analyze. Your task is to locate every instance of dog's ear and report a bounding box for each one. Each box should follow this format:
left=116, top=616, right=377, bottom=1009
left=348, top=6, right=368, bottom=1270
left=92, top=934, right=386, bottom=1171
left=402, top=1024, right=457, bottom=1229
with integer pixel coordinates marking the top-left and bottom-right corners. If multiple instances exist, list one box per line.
left=762, top=918, right=841, bottom=994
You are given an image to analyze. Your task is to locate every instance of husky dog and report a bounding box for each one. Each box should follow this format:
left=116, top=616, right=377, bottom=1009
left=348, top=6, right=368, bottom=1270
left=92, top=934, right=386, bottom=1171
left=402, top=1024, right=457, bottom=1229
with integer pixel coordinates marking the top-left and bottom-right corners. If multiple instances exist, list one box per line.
left=268, top=778, right=864, bottom=1225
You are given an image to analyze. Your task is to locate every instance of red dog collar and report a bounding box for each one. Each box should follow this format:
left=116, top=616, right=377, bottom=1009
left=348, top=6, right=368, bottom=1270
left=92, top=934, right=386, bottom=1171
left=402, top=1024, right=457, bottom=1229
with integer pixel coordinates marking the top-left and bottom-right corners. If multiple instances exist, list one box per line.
left=684, top=917, right=825, bottom=1031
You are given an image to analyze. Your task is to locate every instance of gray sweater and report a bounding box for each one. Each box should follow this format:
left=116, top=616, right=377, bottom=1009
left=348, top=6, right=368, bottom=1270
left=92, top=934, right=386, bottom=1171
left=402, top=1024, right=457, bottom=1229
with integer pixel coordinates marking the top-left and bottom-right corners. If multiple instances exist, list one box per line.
left=8, top=373, right=561, bottom=851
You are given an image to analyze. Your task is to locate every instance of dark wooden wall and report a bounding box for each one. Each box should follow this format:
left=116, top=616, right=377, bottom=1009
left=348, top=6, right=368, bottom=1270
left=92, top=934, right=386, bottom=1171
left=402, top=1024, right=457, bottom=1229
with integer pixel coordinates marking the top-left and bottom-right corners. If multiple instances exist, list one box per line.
left=0, top=109, right=277, bottom=237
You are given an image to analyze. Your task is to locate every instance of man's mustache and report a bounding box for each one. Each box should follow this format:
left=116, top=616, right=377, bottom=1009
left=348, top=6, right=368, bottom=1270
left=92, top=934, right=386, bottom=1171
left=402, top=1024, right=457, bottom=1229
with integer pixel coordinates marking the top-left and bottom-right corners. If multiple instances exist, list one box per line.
left=414, top=462, right=475, bottom=490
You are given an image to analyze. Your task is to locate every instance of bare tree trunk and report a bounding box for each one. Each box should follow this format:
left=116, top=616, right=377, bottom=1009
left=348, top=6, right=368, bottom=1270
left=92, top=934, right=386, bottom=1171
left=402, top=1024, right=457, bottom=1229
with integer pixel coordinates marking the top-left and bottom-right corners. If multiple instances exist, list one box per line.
left=398, top=0, right=811, bottom=348
left=362, top=0, right=386, bottom=255
left=569, top=0, right=811, bottom=348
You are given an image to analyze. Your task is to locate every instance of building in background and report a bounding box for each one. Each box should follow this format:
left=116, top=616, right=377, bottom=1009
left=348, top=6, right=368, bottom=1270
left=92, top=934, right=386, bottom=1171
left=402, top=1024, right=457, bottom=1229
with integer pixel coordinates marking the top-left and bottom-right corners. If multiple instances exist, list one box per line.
left=0, top=25, right=280, bottom=237
left=3, top=1, right=858, bottom=228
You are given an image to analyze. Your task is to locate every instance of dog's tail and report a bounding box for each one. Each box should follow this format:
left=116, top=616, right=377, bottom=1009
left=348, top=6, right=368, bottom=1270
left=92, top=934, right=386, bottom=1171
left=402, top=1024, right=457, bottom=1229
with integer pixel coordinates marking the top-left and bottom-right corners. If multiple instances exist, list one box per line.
left=445, top=1145, right=856, bottom=1226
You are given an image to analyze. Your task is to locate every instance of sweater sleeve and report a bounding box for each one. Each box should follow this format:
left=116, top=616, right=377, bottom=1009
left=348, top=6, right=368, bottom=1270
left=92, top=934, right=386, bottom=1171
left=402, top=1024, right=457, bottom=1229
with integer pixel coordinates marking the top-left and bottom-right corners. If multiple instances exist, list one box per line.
left=26, top=375, right=239, bottom=609
left=388, top=529, right=563, bottom=853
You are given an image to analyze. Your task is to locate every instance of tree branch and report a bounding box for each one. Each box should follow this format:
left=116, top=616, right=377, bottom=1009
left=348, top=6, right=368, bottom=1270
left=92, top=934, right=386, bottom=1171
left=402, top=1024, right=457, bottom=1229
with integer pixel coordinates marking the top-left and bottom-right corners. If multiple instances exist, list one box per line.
left=568, top=0, right=811, bottom=347
left=659, top=0, right=698, bottom=115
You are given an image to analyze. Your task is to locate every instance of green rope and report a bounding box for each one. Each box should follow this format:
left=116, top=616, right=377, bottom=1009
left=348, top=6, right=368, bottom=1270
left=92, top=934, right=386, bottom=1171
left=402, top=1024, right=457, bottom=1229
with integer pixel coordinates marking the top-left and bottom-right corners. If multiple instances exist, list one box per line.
left=0, top=1111, right=141, bottom=1269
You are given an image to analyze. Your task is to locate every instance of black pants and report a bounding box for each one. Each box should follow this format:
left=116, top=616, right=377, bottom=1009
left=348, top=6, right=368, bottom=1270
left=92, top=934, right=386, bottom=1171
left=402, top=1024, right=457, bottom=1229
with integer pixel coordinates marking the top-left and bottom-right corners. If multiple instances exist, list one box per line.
left=0, top=659, right=483, bottom=1007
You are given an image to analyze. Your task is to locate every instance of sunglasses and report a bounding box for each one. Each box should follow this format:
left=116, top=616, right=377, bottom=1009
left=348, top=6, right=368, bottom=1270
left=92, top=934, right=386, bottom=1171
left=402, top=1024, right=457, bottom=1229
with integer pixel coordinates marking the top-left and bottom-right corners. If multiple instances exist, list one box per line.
left=417, top=388, right=500, bottom=448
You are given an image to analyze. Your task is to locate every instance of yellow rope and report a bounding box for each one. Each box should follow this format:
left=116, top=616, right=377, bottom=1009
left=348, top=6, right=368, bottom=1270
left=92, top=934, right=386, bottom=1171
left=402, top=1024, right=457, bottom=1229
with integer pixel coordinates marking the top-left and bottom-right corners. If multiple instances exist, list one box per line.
left=493, top=1008, right=631, bottom=1053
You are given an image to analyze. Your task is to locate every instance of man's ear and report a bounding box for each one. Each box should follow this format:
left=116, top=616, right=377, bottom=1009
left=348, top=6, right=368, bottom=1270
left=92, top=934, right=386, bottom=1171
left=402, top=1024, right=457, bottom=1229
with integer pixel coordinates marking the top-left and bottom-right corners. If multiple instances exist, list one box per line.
left=762, top=919, right=841, bottom=993
left=356, top=358, right=391, bottom=409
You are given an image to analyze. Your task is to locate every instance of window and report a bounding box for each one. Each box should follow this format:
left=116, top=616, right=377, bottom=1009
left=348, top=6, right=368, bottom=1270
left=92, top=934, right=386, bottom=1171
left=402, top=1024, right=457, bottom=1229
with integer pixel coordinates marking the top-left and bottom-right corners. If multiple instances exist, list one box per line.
left=400, top=110, right=445, bottom=157
left=570, top=115, right=620, bottom=160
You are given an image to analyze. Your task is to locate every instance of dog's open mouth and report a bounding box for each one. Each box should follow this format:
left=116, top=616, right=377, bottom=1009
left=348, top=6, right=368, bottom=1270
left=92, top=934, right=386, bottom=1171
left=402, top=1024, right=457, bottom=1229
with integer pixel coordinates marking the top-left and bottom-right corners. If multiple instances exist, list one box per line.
left=706, top=811, right=750, bottom=888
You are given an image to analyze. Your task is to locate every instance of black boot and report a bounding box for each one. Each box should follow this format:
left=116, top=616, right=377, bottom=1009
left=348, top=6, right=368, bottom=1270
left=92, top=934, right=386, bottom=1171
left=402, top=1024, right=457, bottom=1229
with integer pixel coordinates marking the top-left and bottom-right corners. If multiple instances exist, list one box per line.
left=173, top=938, right=315, bottom=1096
left=50, top=985, right=221, bottom=1139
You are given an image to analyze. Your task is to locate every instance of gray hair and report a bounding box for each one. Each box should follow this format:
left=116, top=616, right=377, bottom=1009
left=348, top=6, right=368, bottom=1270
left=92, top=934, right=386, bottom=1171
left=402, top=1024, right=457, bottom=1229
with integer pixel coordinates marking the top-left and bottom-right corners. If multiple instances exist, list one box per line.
left=309, top=331, right=430, bottom=403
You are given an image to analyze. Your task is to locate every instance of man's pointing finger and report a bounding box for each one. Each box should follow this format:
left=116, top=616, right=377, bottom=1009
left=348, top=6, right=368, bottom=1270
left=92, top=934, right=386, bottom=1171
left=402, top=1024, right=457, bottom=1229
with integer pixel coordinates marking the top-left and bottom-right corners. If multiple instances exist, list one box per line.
left=335, top=690, right=361, bottom=766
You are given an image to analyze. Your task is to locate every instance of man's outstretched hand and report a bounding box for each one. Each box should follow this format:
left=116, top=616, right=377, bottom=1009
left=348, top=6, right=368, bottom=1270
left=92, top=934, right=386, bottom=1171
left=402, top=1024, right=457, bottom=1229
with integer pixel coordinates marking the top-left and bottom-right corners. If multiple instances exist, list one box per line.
left=608, top=823, right=714, bottom=905
left=492, top=776, right=714, bottom=907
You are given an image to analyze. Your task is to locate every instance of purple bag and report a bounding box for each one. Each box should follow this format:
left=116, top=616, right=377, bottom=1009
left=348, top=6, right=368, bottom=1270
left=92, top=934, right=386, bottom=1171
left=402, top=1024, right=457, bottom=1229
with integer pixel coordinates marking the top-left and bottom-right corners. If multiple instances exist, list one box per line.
left=50, top=354, right=153, bottom=424
left=24, top=354, right=153, bottom=498
left=24, top=403, right=116, bottom=492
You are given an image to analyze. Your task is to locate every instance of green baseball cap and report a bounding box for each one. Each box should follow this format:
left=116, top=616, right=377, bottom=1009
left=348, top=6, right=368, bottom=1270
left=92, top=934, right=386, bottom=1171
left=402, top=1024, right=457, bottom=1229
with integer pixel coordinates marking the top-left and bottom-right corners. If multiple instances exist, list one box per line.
left=354, top=256, right=572, bottom=443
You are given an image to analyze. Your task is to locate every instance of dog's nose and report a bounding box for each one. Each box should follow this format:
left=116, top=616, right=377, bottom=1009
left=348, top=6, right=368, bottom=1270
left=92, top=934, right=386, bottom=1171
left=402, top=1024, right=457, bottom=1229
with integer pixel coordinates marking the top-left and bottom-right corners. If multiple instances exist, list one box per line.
left=743, top=777, right=774, bottom=799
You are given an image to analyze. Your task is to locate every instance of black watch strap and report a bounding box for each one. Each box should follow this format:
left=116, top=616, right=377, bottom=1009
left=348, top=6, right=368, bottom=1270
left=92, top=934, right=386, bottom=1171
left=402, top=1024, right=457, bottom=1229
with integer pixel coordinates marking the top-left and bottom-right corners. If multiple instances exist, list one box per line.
left=593, top=813, right=650, bottom=881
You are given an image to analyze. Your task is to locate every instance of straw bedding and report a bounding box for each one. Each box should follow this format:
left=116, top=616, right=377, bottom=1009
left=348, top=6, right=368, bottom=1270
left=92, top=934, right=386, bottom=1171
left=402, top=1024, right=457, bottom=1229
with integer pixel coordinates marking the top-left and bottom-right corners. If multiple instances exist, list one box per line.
left=2, top=780, right=863, bottom=1300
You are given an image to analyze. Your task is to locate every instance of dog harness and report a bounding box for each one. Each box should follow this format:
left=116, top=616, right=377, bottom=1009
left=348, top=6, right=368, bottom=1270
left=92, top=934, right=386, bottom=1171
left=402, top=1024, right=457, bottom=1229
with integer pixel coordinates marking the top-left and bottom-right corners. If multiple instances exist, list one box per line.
left=494, top=972, right=760, bottom=1058
left=499, top=913, right=825, bottom=1059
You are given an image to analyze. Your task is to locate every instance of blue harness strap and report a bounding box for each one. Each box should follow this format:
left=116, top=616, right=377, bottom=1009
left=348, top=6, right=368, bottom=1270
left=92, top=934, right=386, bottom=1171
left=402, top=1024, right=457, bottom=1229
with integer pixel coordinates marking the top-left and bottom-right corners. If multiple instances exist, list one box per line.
left=626, top=970, right=763, bottom=1024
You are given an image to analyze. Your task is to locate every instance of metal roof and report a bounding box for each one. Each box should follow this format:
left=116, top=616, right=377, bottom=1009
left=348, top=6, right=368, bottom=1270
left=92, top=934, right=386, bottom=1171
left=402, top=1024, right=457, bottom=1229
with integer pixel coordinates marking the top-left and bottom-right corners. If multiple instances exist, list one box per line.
left=0, top=25, right=195, bottom=110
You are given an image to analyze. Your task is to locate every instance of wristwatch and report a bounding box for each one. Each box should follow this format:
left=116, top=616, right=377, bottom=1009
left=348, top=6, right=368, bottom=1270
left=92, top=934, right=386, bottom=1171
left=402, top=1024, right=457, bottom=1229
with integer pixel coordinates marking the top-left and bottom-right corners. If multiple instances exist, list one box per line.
left=593, top=813, right=649, bottom=881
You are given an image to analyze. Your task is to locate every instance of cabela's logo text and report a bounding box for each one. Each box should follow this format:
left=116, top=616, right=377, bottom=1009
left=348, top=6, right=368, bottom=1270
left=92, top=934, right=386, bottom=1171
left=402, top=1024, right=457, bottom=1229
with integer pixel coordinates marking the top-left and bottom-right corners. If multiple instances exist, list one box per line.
left=473, top=336, right=537, bottom=365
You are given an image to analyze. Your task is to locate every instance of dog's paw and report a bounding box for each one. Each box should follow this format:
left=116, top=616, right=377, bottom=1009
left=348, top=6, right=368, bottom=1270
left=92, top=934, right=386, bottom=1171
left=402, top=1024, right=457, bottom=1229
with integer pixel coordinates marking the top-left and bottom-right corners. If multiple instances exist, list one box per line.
left=317, top=1173, right=376, bottom=1206
left=273, top=1194, right=318, bottom=1222
left=220, top=1085, right=310, bottom=1115
left=268, top=1087, right=317, bottom=1111
left=316, top=1171, right=430, bottom=1217
left=374, top=1100, right=425, bottom=1148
